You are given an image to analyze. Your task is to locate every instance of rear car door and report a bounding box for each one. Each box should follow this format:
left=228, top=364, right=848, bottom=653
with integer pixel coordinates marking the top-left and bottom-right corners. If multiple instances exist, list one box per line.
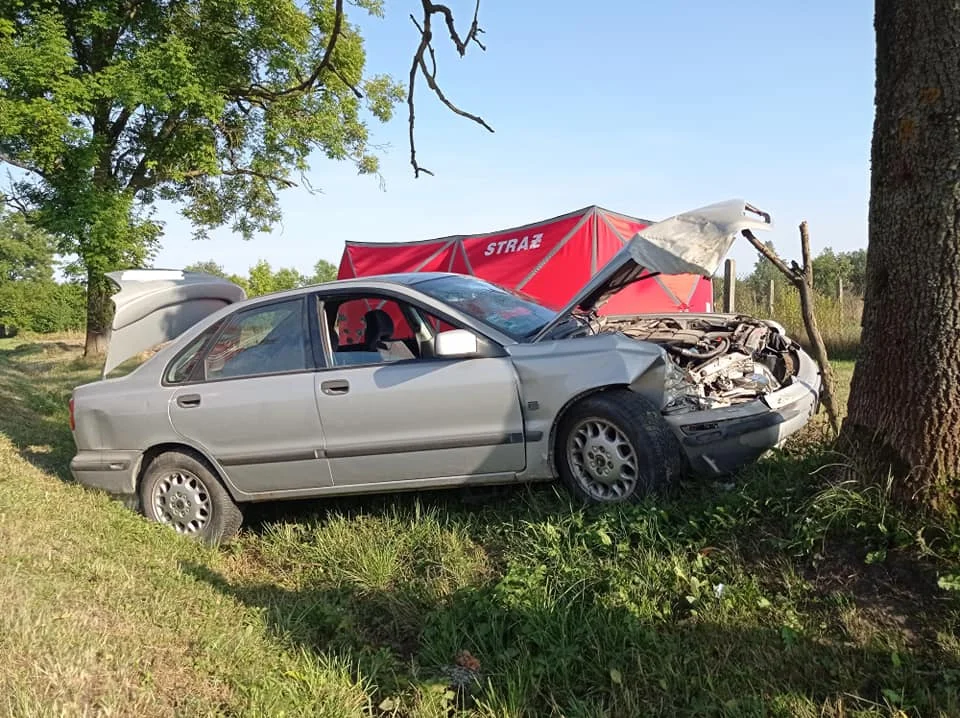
left=317, top=295, right=527, bottom=487
left=167, top=296, right=333, bottom=496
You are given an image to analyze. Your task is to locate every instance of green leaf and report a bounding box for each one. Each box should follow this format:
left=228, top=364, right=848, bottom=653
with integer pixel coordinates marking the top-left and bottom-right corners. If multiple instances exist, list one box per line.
left=780, top=625, right=799, bottom=647
left=937, top=574, right=960, bottom=592
left=609, top=668, right=622, bottom=685
left=881, top=688, right=903, bottom=706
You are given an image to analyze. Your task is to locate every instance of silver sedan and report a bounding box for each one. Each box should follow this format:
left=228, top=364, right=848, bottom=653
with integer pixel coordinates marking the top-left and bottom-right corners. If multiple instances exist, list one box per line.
left=69, top=200, right=821, bottom=543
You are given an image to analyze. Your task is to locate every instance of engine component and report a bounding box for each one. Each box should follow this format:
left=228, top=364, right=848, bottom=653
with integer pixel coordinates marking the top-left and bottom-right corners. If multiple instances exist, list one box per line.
left=598, top=315, right=799, bottom=411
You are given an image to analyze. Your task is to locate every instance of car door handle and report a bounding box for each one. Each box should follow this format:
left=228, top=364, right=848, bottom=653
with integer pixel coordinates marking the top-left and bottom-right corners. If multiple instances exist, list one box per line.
left=176, top=394, right=201, bottom=408
left=320, top=379, right=350, bottom=396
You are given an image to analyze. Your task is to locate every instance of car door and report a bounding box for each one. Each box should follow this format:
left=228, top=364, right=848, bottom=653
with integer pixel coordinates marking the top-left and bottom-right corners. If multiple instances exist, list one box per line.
left=316, top=296, right=527, bottom=487
left=167, top=296, right=333, bottom=496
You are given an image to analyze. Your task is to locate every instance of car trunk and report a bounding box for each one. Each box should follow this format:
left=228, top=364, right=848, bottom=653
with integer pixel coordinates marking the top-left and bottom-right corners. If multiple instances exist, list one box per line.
left=101, top=270, right=247, bottom=377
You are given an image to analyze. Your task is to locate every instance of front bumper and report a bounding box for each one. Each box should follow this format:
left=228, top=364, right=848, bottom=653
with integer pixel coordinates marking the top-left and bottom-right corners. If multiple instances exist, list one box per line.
left=664, top=350, right=822, bottom=476
left=70, top=450, right=142, bottom=495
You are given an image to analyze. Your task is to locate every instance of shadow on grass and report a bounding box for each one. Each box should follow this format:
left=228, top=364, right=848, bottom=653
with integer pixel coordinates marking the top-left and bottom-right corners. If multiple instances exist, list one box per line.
left=0, top=341, right=98, bottom=480
left=184, top=559, right=959, bottom=717
left=240, top=482, right=550, bottom=535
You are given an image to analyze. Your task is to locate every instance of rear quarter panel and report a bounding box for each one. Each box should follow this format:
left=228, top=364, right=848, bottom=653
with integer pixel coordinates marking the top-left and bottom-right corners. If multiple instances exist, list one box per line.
left=72, top=367, right=178, bottom=453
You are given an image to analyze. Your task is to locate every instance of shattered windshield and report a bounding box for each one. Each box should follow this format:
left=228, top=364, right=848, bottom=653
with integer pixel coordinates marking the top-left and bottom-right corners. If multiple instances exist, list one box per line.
left=416, top=275, right=555, bottom=340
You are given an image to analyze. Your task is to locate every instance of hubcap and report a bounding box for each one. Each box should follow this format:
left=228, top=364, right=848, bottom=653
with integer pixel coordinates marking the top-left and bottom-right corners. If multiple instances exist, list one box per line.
left=567, top=417, right=639, bottom=500
left=152, top=470, right=212, bottom=535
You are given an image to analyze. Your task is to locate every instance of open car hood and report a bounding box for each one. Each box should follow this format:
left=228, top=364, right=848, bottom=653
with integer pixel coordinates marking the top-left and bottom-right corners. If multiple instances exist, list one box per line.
left=531, top=199, right=773, bottom=342
left=102, top=269, right=246, bottom=377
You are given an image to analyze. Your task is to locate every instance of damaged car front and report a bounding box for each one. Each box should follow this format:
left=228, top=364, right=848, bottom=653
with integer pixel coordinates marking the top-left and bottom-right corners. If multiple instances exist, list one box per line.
left=636, top=313, right=820, bottom=474
left=533, top=199, right=823, bottom=475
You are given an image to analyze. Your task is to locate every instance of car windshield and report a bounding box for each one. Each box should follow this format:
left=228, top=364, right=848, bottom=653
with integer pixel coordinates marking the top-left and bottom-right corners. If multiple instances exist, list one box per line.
left=416, top=275, right=555, bottom=340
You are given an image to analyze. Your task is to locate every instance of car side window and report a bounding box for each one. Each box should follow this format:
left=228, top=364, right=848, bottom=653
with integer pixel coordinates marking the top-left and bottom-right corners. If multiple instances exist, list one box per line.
left=323, top=295, right=464, bottom=367
left=203, top=298, right=308, bottom=380
left=164, top=322, right=221, bottom=384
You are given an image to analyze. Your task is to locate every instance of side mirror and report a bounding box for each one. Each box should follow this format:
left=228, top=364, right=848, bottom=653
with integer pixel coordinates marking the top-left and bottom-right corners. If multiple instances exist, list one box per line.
left=435, top=329, right=479, bottom=357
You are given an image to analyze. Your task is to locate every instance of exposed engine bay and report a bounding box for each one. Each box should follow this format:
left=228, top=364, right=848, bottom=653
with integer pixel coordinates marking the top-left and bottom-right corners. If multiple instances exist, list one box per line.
left=598, top=315, right=801, bottom=412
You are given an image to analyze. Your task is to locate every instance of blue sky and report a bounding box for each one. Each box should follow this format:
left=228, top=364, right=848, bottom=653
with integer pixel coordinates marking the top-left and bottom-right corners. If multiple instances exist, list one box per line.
left=152, top=0, right=875, bottom=278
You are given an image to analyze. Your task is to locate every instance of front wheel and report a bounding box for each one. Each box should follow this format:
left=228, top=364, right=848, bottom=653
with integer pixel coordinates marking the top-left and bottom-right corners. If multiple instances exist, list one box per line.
left=556, top=389, right=683, bottom=504
left=139, top=450, right=243, bottom=545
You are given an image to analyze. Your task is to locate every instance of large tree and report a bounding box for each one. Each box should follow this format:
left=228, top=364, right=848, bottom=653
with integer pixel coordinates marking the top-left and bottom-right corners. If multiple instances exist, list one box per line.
left=0, top=0, right=489, bottom=355
left=843, top=1, right=960, bottom=513
left=0, top=211, right=55, bottom=283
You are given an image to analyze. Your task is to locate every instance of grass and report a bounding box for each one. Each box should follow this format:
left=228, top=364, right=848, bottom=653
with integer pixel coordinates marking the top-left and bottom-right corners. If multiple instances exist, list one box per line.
left=718, top=285, right=863, bottom=361
left=1, top=337, right=959, bottom=717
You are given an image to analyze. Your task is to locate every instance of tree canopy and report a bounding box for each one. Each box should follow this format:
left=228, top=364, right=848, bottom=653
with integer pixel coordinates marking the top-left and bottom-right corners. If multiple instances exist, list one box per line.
left=0, top=211, right=85, bottom=332
left=184, top=256, right=339, bottom=296
left=0, top=0, right=489, bottom=354
left=0, top=211, right=55, bottom=283
left=740, top=242, right=867, bottom=300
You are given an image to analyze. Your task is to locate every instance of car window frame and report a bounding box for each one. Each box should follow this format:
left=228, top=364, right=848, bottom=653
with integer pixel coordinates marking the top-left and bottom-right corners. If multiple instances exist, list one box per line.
left=161, top=295, right=321, bottom=386
left=326, top=295, right=420, bottom=348
left=315, top=288, right=506, bottom=370
left=413, top=274, right=556, bottom=342
left=161, top=318, right=226, bottom=386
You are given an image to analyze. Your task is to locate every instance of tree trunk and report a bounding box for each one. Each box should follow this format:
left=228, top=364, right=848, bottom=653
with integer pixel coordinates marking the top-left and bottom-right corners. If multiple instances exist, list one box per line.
left=842, top=1, right=960, bottom=512
left=84, top=267, right=112, bottom=357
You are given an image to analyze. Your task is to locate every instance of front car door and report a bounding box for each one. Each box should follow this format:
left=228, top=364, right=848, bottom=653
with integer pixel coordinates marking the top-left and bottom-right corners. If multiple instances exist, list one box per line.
left=314, top=292, right=527, bottom=488
left=166, top=296, right=333, bottom=497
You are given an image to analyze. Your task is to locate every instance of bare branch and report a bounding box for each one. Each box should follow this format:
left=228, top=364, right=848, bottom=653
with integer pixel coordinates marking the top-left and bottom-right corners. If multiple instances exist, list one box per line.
left=408, top=0, right=492, bottom=178
left=799, top=221, right=815, bottom=287
left=1, top=191, right=30, bottom=214
left=331, top=66, right=363, bottom=99
left=221, top=167, right=297, bottom=189
left=423, top=0, right=485, bottom=55
left=417, top=55, right=493, bottom=133
left=0, top=150, right=48, bottom=179
left=109, top=106, right=134, bottom=144
left=408, top=27, right=432, bottom=177
left=744, top=224, right=841, bottom=436
left=742, top=229, right=801, bottom=285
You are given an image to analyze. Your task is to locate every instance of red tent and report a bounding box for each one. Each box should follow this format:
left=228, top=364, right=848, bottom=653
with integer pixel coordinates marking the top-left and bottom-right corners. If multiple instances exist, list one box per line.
left=335, top=206, right=714, bottom=343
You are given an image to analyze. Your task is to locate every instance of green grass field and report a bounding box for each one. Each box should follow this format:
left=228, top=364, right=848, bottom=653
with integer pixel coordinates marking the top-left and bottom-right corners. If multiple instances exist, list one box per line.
left=1, top=337, right=958, bottom=717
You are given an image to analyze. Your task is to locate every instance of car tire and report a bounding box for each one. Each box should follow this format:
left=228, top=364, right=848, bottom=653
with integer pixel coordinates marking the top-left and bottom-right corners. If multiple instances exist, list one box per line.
left=556, top=389, right=683, bottom=504
left=139, top=450, right=243, bottom=545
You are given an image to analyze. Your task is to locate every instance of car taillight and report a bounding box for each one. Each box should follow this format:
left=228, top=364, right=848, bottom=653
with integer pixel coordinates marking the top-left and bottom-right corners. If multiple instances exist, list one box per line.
left=68, top=397, right=76, bottom=432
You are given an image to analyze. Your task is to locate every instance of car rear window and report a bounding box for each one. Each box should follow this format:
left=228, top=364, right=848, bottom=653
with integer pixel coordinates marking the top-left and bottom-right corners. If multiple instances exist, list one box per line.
left=164, top=323, right=220, bottom=384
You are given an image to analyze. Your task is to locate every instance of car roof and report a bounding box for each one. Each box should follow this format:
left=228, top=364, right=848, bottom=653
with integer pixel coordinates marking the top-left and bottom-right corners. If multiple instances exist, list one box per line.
left=234, top=271, right=471, bottom=308
left=306, top=271, right=457, bottom=289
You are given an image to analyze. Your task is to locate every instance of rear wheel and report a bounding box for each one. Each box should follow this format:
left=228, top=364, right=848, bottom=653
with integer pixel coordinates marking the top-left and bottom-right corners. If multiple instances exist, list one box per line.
left=556, top=389, right=683, bottom=503
left=139, top=451, right=242, bottom=545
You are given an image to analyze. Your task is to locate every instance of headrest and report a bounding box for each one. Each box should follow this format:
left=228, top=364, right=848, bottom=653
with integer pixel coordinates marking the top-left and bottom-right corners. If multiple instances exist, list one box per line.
left=363, top=309, right=394, bottom=343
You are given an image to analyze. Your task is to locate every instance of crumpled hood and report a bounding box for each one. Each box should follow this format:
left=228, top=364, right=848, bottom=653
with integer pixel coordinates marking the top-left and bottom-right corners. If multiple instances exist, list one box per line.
left=532, top=199, right=772, bottom=341
left=102, top=269, right=246, bottom=377
left=626, top=199, right=772, bottom=276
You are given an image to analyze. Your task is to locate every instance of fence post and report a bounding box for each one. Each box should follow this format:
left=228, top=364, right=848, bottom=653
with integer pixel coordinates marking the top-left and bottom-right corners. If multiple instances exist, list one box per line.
left=768, top=279, right=775, bottom=316
left=723, top=259, right=736, bottom=313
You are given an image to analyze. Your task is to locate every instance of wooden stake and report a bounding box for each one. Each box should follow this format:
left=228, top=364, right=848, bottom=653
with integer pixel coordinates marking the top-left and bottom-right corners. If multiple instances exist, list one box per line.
left=723, top=258, right=736, bottom=313
left=742, top=223, right=842, bottom=436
